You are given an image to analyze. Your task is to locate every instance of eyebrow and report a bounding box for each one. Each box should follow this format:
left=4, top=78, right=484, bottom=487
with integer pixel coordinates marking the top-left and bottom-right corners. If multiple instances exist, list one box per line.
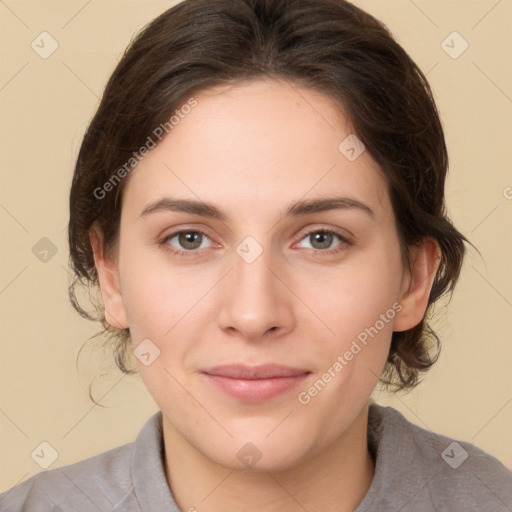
left=139, top=196, right=374, bottom=220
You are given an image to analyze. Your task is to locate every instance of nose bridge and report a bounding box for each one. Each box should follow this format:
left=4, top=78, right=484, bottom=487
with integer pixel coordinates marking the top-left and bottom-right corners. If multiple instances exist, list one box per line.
left=216, top=234, right=292, bottom=339
left=234, top=240, right=273, bottom=295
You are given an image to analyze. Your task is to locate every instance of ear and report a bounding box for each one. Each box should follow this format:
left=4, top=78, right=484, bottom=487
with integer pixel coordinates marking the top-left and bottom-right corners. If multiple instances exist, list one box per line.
left=88, top=222, right=128, bottom=329
left=394, top=237, right=441, bottom=332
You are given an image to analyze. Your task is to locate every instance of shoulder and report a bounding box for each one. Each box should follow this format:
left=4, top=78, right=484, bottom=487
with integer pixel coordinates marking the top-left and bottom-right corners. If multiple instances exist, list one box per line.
left=366, top=404, right=512, bottom=511
left=0, top=442, right=135, bottom=512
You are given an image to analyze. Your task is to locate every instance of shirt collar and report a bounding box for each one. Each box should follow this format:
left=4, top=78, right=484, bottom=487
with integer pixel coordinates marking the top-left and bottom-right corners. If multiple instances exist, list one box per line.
left=131, top=410, right=180, bottom=512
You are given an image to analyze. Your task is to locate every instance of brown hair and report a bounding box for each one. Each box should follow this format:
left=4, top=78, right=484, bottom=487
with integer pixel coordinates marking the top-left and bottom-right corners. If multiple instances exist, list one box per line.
left=68, top=0, right=469, bottom=394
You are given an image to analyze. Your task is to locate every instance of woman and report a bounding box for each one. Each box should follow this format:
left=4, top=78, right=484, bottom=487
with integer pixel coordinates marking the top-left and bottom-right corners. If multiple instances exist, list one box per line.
left=1, top=0, right=511, bottom=510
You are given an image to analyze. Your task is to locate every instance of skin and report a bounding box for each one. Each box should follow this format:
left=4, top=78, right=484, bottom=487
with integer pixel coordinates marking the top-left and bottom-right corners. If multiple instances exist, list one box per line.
left=89, top=79, right=440, bottom=512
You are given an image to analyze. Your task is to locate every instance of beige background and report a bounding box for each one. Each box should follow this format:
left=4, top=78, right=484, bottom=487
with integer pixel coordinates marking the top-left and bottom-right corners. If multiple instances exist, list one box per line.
left=1, top=0, right=511, bottom=491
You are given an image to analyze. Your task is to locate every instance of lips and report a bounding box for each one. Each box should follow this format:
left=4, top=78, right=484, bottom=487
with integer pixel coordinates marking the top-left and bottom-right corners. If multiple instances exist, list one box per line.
left=203, top=364, right=310, bottom=379
left=201, top=364, right=311, bottom=402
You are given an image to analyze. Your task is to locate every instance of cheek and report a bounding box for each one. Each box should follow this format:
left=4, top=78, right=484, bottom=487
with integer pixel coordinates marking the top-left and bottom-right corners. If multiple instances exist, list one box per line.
left=119, top=243, right=210, bottom=341
left=313, top=252, right=402, bottom=332
left=122, top=274, right=176, bottom=341
left=295, top=264, right=400, bottom=420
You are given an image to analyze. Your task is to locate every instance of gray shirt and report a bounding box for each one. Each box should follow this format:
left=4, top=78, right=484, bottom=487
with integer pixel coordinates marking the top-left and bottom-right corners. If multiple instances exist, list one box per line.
left=1, top=404, right=511, bottom=511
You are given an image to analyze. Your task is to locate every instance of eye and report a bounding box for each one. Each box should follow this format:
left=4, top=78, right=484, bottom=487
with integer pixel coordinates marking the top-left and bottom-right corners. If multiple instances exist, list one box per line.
left=162, top=230, right=212, bottom=254
left=296, top=229, right=350, bottom=254
left=160, top=227, right=351, bottom=257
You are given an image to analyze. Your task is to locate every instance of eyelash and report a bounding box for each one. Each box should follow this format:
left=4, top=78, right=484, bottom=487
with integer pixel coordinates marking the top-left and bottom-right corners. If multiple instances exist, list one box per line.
left=159, top=228, right=352, bottom=258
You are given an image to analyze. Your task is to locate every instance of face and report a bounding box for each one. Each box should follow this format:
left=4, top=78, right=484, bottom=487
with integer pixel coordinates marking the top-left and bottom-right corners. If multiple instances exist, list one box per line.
left=94, top=79, right=427, bottom=472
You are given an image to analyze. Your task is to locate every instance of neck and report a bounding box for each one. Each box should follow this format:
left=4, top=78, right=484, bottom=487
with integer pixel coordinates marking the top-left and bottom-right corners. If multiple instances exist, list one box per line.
left=162, top=404, right=375, bottom=512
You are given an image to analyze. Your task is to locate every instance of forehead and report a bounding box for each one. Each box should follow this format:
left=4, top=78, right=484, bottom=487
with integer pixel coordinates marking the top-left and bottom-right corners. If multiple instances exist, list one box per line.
left=122, top=79, right=389, bottom=219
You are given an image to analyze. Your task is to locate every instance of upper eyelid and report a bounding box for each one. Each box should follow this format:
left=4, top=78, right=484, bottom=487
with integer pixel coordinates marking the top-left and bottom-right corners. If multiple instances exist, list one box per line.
left=299, top=226, right=350, bottom=239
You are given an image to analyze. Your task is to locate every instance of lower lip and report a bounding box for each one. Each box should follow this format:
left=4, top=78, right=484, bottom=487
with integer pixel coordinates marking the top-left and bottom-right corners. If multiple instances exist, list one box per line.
left=203, top=373, right=310, bottom=402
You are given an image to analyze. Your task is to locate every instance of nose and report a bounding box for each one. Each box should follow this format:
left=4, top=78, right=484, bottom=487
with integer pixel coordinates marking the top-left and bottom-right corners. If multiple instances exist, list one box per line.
left=216, top=241, right=295, bottom=342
